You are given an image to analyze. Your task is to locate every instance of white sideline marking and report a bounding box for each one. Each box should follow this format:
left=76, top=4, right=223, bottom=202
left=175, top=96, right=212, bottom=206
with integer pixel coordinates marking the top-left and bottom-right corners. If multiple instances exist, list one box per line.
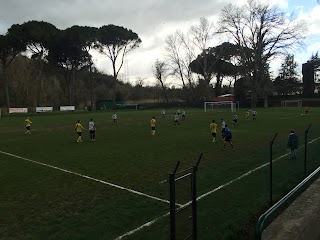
left=0, top=150, right=174, bottom=206
left=114, top=136, right=320, bottom=239
left=280, top=114, right=304, bottom=120
left=114, top=212, right=170, bottom=240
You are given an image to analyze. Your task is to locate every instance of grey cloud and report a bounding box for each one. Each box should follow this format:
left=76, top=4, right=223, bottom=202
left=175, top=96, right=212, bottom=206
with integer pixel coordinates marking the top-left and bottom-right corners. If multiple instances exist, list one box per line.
left=0, top=0, right=230, bottom=83
left=0, top=0, right=228, bottom=34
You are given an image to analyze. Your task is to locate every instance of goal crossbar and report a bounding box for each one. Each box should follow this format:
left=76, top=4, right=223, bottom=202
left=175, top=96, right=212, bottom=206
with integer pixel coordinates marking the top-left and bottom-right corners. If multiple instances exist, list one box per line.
left=281, top=100, right=302, bottom=107
left=204, top=101, right=239, bottom=112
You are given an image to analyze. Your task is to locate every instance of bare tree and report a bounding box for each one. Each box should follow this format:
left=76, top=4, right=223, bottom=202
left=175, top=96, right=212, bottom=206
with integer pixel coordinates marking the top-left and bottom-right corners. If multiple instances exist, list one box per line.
left=219, top=0, right=306, bottom=107
left=165, top=17, right=217, bottom=101
left=189, top=17, right=217, bottom=93
left=153, top=59, right=169, bottom=103
left=165, top=31, right=195, bottom=101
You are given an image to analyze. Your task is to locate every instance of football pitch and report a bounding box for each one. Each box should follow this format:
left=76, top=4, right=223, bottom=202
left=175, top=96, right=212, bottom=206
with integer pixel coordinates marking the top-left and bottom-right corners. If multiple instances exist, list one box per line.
left=1, top=107, right=320, bottom=240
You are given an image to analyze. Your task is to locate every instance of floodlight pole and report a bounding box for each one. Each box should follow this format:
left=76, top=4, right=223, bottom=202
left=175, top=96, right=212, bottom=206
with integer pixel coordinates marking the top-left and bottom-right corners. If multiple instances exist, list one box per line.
left=269, top=133, right=278, bottom=205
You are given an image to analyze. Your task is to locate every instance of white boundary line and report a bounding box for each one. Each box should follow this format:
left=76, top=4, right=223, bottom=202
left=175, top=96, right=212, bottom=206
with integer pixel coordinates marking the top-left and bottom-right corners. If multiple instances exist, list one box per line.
left=0, top=150, right=176, bottom=206
left=114, top=212, right=170, bottom=240
left=114, top=136, right=320, bottom=239
left=280, top=114, right=304, bottom=120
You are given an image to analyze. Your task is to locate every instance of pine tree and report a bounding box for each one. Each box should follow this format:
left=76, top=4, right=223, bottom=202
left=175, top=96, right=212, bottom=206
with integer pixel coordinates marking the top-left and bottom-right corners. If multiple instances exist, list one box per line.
left=275, top=55, right=300, bottom=96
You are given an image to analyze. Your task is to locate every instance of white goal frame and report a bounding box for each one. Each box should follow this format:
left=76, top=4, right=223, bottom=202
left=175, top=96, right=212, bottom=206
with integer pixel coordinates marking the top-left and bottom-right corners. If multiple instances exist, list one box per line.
left=204, top=101, right=239, bottom=112
left=281, top=100, right=302, bottom=107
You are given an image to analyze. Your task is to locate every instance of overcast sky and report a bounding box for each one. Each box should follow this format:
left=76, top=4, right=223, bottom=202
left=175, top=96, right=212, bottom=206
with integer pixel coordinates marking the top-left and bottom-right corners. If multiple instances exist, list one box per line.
left=0, top=0, right=319, bottom=86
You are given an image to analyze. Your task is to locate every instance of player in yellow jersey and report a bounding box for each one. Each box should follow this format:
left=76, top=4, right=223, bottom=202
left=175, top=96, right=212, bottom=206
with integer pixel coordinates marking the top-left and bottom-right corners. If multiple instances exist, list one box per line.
left=150, top=117, right=156, bottom=136
left=25, top=117, right=32, bottom=135
left=246, top=110, right=250, bottom=120
left=75, top=120, right=85, bottom=143
left=209, top=120, right=217, bottom=143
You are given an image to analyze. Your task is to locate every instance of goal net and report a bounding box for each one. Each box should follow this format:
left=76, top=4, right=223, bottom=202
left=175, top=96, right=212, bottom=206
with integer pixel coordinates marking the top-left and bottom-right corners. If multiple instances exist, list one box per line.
left=204, top=101, right=239, bottom=112
left=281, top=100, right=302, bottom=107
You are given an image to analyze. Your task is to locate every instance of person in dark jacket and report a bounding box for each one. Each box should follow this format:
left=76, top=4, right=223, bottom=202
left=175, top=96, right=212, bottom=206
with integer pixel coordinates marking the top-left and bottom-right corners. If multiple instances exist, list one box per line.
left=287, top=129, right=298, bottom=159
left=223, top=125, right=234, bottom=151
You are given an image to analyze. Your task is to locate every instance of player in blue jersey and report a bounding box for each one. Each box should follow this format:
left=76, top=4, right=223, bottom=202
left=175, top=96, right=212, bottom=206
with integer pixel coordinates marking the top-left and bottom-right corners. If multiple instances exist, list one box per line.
left=223, top=125, right=234, bottom=151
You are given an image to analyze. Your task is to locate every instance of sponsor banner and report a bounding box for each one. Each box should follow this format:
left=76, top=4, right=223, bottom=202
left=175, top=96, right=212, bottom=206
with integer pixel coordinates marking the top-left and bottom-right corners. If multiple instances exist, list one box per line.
left=36, top=107, right=53, bottom=113
left=9, top=108, right=28, bottom=113
left=60, top=106, right=75, bottom=111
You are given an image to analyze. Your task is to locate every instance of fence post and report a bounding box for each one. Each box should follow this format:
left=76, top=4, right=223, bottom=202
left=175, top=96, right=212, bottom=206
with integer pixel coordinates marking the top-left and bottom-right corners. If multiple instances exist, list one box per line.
left=169, top=173, right=176, bottom=240
left=192, top=165, right=197, bottom=240
left=169, top=161, right=180, bottom=240
left=304, top=124, right=312, bottom=176
left=269, top=133, right=278, bottom=205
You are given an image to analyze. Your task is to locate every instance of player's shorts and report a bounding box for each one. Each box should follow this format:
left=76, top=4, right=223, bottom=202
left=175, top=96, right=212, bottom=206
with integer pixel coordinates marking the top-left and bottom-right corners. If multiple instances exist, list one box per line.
left=89, top=130, right=95, bottom=134
left=26, top=126, right=31, bottom=130
left=222, top=128, right=225, bottom=134
left=306, top=111, right=308, bottom=114
left=113, top=119, right=117, bottom=122
left=225, top=136, right=232, bottom=142
left=212, top=133, right=216, bottom=137
left=77, top=132, right=82, bottom=136
left=233, top=119, right=238, bottom=123
left=151, top=126, right=155, bottom=130
left=174, top=120, right=179, bottom=123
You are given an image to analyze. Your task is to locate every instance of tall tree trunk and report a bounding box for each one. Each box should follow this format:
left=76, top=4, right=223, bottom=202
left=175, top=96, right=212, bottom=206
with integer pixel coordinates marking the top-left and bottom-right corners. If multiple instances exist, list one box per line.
left=3, top=65, right=10, bottom=109
left=72, top=70, right=75, bottom=106
left=66, top=71, right=74, bottom=106
left=112, top=76, right=116, bottom=104
left=177, top=64, right=190, bottom=102
left=187, top=72, right=195, bottom=102
left=112, top=61, right=117, bottom=105
left=215, top=72, right=222, bottom=97
left=68, top=74, right=72, bottom=106
left=159, top=79, right=169, bottom=103
left=89, top=65, right=95, bottom=111
left=251, top=79, right=258, bottom=108
left=36, top=60, right=44, bottom=107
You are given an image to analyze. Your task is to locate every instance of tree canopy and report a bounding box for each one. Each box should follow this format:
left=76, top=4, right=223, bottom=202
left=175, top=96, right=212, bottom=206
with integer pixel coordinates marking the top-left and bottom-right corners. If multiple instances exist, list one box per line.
left=218, top=0, right=306, bottom=106
left=96, top=24, right=141, bottom=104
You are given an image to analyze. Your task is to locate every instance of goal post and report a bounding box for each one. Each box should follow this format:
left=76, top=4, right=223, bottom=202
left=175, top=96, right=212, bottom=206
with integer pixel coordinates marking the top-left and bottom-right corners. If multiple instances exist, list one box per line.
left=281, top=100, right=302, bottom=107
left=204, top=101, right=239, bottom=112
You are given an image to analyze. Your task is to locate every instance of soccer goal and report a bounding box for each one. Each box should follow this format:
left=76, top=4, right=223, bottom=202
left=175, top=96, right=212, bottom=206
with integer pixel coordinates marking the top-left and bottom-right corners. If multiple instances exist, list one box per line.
left=281, top=100, right=302, bottom=107
left=204, top=101, right=239, bottom=112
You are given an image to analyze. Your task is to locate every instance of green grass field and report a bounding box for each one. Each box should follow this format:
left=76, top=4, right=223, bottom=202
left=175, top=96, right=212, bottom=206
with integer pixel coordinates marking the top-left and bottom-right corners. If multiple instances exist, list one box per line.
left=1, top=107, right=320, bottom=240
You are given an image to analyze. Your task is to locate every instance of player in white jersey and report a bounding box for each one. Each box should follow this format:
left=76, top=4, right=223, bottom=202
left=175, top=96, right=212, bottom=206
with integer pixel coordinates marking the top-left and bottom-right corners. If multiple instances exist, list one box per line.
left=89, top=118, right=96, bottom=141
left=181, top=110, right=186, bottom=120
left=252, top=110, right=257, bottom=120
left=112, top=112, right=118, bottom=123
left=161, top=109, right=165, bottom=118
left=174, top=113, right=180, bottom=125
